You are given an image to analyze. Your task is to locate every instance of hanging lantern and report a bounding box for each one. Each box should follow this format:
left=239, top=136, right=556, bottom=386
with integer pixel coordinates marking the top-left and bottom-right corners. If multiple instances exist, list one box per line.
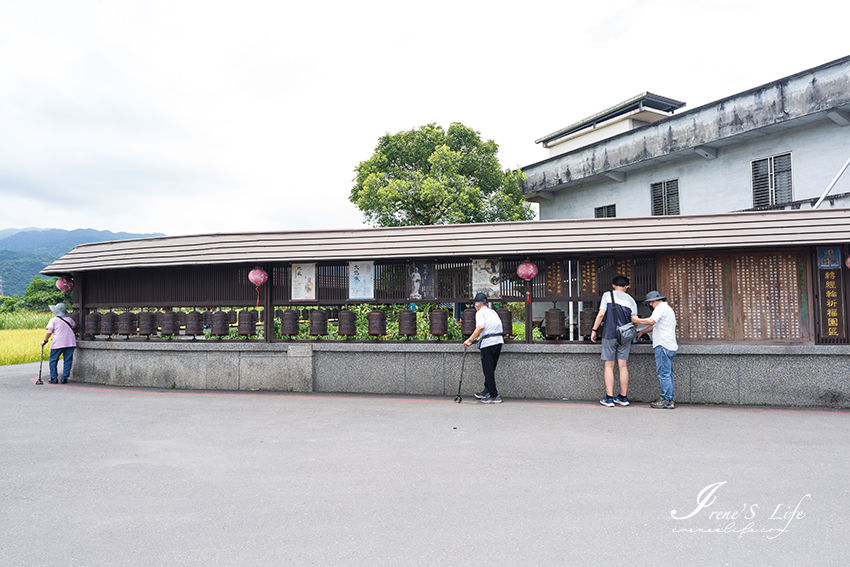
left=248, top=267, right=268, bottom=309
left=516, top=261, right=538, bottom=281
left=55, top=276, right=74, bottom=292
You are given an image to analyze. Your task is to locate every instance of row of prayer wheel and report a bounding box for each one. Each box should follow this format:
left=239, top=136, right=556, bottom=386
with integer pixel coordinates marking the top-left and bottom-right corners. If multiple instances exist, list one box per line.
left=460, top=307, right=513, bottom=337
left=84, top=309, right=262, bottom=337
left=82, top=305, right=514, bottom=339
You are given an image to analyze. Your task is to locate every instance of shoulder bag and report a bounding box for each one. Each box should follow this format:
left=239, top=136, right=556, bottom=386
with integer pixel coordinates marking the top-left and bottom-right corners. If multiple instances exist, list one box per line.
left=610, top=291, right=637, bottom=345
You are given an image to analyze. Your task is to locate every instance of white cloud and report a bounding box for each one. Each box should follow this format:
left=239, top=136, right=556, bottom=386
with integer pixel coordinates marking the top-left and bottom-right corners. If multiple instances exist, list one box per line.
left=0, top=0, right=847, bottom=236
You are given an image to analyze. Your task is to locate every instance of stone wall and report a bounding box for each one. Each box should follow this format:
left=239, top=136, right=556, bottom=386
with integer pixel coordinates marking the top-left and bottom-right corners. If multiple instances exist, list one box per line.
left=70, top=340, right=850, bottom=408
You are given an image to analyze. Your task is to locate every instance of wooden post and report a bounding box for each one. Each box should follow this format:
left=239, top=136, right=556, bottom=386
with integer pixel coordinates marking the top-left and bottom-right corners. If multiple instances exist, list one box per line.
left=264, top=267, right=273, bottom=342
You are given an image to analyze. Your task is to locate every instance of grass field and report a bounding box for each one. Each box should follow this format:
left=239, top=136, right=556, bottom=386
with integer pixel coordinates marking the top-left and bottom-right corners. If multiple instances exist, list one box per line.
left=0, top=329, right=47, bottom=365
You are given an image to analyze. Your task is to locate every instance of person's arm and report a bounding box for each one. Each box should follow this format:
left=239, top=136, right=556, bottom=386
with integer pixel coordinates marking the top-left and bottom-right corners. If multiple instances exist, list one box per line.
left=464, top=324, right=486, bottom=348
left=42, top=328, right=53, bottom=346
left=631, top=314, right=656, bottom=338
left=589, top=309, right=606, bottom=343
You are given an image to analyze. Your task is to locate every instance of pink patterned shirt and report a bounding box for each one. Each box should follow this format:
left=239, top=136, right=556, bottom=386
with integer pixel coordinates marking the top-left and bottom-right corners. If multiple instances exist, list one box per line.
left=47, top=316, right=76, bottom=349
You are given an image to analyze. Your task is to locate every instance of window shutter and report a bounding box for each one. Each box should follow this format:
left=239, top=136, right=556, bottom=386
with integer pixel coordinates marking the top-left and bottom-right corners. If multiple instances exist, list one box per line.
left=651, top=182, right=664, bottom=215
left=752, top=158, right=771, bottom=207
left=651, top=179, right=679, bottom=215
left=773, top=153, right=793, bottom=204
left=595, top=204, right=616, bottom=218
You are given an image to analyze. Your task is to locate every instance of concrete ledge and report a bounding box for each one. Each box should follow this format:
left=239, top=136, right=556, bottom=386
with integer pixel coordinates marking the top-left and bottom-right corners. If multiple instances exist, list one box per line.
left=70, top=340, right=850, bottom=407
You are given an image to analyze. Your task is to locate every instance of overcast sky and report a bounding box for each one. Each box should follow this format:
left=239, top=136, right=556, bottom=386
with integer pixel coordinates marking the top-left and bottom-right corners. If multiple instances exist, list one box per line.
left=1, top=0, right=848, bottom=237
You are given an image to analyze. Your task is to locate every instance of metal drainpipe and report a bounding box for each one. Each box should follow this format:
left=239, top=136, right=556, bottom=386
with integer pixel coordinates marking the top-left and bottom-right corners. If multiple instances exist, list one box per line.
left=813, top=153, right=850, bottom=209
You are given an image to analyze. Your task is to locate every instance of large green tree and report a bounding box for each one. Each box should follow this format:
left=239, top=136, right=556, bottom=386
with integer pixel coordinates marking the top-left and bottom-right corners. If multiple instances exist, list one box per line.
left=350, top=123, right=535, bottom=227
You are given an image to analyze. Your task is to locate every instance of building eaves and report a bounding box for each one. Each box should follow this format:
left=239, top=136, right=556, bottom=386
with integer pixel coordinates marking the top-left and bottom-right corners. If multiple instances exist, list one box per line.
left=41, top=208, right=850, bottom=275
left=534, top=92, right=686, bottom=146
left=522, top=54, right=850, bottom=198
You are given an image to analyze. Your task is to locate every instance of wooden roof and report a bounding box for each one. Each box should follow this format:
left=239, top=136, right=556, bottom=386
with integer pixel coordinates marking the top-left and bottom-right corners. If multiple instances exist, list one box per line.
left=41, top=208, right=850, bottom=275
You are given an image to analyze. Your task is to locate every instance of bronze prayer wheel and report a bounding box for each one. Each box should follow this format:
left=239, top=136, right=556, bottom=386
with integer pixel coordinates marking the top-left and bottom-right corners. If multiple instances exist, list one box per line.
left=160, top=311, right=179, bottom=336
left=545, top=308, right=566, bottom=338
left=367, top=309, right=386, bottom=336
left=118, top=311, right=136, bottom=335
left=580, top=308, right=597, bottom=339
left=100, top=311, right=117, bottom=335
left=228, top=310, right=238, bottom=325
left=203, top=310, right=213, bottom=327
left=211, top=311, right=229, bottom=336
left=496, top=307, right=512, bottom=337
left=461, top=308, right=477, bottom=337
left=137, top=312, right=156, bottom=336
left=179, top=312, right=187, bottom=327
left=281, top=310, right=300, bottom=336
left=87, top=311, right=101, bottom=337
left=237, top=310, right=255, bottom=336
left=309, top=309, right=328, bottom=336
left=429, top=309, right=448, bottom=337
left=398, top=309, right=417, bottom=337
left=338, top=309, right=357, bottom=337
left=185, top=310, right=203, bottom=336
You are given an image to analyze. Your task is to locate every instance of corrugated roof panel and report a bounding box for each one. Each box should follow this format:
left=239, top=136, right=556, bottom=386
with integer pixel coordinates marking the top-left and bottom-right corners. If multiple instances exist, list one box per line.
left=41, top=209, right=850, bottom=275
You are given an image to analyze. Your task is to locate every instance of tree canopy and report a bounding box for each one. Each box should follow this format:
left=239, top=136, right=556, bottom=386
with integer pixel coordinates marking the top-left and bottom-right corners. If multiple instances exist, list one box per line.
left=350, top=123, right=535, bottom=227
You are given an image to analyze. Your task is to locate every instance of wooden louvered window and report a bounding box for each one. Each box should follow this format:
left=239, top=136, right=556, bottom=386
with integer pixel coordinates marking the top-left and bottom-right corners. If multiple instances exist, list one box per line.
left=594, top=204, right=616, bottom=218
left=752, top=153, right=793, bottom=207
left=651, top=179, right=680, bottom=215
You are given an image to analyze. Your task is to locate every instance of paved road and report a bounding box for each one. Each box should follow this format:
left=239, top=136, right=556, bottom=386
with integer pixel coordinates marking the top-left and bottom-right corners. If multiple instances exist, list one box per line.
left=2, top=362, right=848, bottom=566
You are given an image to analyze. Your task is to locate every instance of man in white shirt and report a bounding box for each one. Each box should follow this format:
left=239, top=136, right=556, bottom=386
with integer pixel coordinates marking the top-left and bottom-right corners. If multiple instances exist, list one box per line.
left=633, top=291, right=678, bottom=409
left=463, top=292, right=504, bottom=404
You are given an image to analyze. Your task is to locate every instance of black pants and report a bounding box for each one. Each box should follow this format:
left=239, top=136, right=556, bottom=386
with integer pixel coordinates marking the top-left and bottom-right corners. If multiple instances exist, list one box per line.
left=480, top=343, right=502, bottom=397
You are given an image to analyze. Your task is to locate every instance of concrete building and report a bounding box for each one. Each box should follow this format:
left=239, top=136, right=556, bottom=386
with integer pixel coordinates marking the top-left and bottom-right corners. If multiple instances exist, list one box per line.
left=522, top=55, right=850, bottom=219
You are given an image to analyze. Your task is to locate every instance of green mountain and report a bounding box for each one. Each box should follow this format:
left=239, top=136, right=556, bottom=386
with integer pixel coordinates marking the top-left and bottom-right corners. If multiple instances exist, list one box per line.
left=0, top=228, right=165, bottom=297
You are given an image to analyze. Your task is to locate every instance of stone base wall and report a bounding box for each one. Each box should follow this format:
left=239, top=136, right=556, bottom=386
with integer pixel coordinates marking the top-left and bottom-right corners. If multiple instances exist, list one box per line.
left=70, top=340, right=850, bottom=407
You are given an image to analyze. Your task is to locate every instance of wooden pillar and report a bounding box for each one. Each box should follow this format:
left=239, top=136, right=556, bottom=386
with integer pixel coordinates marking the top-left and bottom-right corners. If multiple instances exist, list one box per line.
left=263, top=267, right=273, bottom=343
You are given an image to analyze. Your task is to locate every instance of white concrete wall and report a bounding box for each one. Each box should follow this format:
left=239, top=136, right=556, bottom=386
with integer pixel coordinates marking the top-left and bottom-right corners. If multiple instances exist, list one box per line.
left=540, top=119, right=850, bottom=220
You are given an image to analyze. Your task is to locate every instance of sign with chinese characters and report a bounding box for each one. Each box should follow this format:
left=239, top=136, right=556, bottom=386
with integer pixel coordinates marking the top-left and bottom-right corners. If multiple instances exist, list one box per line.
left=818, top=247, right=846, bottom=341
left=545, top=260, right=563, bottom=297
left=407, top=261, right=436, bottom=300
left=472, top=259, right=500, bottom=298
left=291, top=263, right=316, bottom=301
left=349, top=261, right=374, bottom=300
left=580, top=259, right=597, bottom=296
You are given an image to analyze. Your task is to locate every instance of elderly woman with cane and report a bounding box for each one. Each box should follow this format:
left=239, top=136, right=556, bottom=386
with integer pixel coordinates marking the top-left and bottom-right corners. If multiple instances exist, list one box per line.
left=42, top=303, right=76, bottom=384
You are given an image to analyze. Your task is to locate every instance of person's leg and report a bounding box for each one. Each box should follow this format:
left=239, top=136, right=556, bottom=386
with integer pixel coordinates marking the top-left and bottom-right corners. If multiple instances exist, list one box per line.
left=603, top=361, right=616, bottom=396
left=655, top=347, right=675, bottom=401
left=481, top=344, right=500, bottom=397
left=60, top=347, right=75, bottom=382
left=48, top=348, right=61, bottom=382
left=617, top=359, right=629, bottom=397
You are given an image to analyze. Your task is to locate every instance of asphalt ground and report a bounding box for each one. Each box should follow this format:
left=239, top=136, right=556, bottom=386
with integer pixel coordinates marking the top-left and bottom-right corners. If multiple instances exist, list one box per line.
left=2, top=362, right=848, bottom=567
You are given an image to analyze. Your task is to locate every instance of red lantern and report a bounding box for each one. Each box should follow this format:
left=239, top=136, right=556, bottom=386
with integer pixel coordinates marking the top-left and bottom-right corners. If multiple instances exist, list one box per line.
left=248, top=267, right=268, bottom=287
left=56, top=277, right=74, bottom=292
left=517, top=261, right=538, bottom=281
left=248, top=267, right=268, bottom=308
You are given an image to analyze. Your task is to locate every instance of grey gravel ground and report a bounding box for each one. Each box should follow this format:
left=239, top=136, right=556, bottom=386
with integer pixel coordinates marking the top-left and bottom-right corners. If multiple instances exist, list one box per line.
left=2, top=361, right=848, bottom=567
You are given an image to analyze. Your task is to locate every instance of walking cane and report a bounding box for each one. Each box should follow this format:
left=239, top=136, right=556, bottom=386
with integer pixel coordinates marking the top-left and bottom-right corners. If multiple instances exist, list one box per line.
left=36, top=344, right=44, bottom=385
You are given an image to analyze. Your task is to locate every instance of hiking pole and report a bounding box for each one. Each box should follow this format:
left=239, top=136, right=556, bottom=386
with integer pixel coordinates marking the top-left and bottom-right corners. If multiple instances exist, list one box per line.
left=36, top=344, right=44, bottom=385
left=454, top=347, right=468, bottom=403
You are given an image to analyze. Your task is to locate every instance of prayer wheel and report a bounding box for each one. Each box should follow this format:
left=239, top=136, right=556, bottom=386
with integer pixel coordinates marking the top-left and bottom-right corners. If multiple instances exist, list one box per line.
left=203, top=310, right=213, bottom=327
left=398, top=309, right=417, bottom=337
left=137, top=312, right=156, bottom=336
left=281, top=310, right=300, bottom=336
left=367, top=309, right=386, bottom=336
left=87, top=311, right=101, bottom=337
left=274, top=309, right=283, bottom=319
left=211, top=311, right=229, bottom=337
left=185, top=310, right=203, bottom=336
left=310, top=309, right=328, bottom=336
left=100, top=311, right=118, bottom=336
left=338, top=309, right=357, bottom=337
left=461, top=308, right=477, bottom=336
left=429, top=309, right=448, bottom=337
left=160, top=311, right=178, bottom=336
left=301, top=309, right=310, bottom=321
left=580, top=308, right=597, bottom=339
left=118, top=311, right=136, bottom=335
left=228, top=310, right=238, bottom=325
left=545, top=308, right=566, bottom=338
left=496, top=307, right=512, bottom=337
left=237, top=310, right=256, bottom=336
left=179, top=312, right=187, bottom=327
